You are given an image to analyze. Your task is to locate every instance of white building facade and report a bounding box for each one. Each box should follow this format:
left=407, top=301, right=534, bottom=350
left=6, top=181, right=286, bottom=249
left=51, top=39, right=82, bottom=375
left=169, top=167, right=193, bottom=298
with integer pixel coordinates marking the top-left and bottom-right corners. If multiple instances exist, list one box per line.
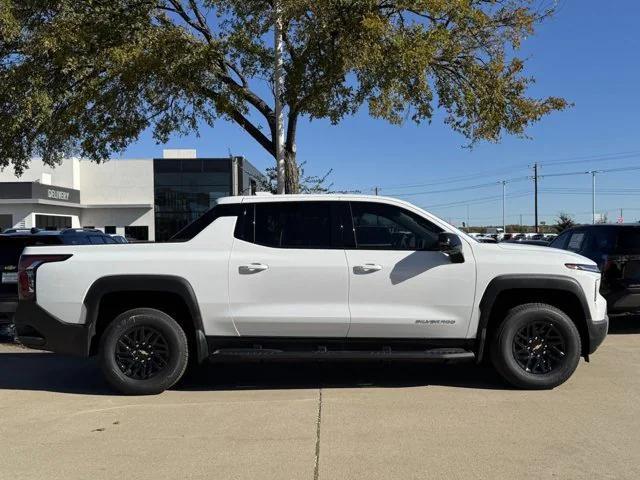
left=0, top=152, right=261, bottom=241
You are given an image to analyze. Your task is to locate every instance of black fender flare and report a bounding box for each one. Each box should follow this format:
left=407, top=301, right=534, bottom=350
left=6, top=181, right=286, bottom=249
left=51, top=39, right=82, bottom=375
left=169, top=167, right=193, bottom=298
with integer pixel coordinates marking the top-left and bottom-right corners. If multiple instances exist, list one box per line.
left=476, top=274, right=591, bottom=362
left=83, top=274, right=208, bottom=362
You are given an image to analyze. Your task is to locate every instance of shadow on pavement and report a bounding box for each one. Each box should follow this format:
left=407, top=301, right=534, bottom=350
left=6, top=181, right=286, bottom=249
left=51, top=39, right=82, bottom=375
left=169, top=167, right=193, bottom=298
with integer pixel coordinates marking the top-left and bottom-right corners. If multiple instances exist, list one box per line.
left=607, top=315, right=640, bottom=335
left=0, top=350, right=509, bottom=395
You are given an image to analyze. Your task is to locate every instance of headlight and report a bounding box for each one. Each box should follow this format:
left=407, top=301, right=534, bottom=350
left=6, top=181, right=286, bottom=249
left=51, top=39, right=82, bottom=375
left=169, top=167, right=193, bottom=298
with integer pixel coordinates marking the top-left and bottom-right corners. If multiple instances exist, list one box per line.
left=565, top=263, right=600, bottom=273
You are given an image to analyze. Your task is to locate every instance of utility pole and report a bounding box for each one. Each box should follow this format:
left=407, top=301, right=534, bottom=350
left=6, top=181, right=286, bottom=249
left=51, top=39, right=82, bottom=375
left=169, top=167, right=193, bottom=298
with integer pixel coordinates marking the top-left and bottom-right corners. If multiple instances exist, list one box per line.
left=501, top=180, right=506, bottom=234
left=533, top=163, right=539, bottom=233
left=589, top=170, right=598, bottom=224
left=373, top=186, right=379, bottom=196
left=466, top=204, right=470, bottom=230
left=274, top=2, right=286, bottom=195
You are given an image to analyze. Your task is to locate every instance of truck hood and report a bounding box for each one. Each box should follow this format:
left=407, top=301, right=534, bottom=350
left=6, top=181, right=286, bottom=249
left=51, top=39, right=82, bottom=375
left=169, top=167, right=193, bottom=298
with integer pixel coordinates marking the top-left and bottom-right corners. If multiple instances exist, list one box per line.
left=494, top=242, right=596, bottom=264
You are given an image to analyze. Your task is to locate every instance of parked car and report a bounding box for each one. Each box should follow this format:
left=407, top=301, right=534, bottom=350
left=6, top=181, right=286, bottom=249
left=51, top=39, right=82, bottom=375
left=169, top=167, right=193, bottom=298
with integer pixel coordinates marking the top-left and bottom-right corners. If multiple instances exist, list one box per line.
left=0, top=228, right=117, bottom=326
left=109, top=234, right=128, bottom=244
left=505, top=239, right=550, bottom=247
left=14, top=195, right=607, bottom=394
left=475, top=236, right=498, bottom=243
left=506, top=237, right=549, bottom=247
left=550, top=224, right=640, bottom=315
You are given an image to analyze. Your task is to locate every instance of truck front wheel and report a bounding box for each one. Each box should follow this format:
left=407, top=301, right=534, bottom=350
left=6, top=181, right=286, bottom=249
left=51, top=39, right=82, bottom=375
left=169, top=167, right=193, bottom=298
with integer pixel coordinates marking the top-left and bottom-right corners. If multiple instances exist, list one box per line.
left=99, top=308, right=189, bottom=395
left=491, top=303, right=581, bottom=390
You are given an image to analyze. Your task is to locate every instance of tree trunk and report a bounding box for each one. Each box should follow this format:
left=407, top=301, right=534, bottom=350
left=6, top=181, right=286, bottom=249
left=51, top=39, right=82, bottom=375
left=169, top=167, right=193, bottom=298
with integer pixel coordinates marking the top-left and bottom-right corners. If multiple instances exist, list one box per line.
left=284, top=148, right=299, bottom=193
left=284, top=108, right=300, bottom=194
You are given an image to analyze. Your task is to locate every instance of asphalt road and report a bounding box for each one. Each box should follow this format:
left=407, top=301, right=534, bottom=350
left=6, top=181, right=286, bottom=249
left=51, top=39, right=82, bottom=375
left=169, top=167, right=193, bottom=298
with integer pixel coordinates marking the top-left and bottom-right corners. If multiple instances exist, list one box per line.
left=1, top=318, right=639, bottom=480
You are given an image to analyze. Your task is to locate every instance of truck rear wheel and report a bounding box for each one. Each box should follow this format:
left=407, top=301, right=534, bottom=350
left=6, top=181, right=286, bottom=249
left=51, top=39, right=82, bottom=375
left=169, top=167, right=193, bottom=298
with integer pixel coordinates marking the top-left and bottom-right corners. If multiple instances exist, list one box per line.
left=99, top=308, right=189, bottom=395
left=491, top=303, right=581, bottom=390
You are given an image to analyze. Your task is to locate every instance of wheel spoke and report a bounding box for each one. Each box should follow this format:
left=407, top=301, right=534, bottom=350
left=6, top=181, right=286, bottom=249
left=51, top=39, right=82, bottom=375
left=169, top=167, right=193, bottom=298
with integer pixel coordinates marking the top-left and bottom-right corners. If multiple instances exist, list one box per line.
left=512, top=319, right=567, bottom=376
left=115, top=325, right=171, bottom=381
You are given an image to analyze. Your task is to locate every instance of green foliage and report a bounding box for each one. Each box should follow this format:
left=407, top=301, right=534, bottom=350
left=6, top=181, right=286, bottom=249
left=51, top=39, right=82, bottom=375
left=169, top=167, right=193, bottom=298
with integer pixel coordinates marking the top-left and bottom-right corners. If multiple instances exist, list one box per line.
left=1, top=0, right=568, bottom=185
left=555, top=212, right=576, bottom=233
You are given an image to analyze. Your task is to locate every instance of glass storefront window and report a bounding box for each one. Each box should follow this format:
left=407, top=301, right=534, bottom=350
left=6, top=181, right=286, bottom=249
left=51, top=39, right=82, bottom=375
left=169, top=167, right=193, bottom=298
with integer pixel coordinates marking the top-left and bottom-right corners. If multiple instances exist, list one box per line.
left=153, top=158, right=232, bottom=242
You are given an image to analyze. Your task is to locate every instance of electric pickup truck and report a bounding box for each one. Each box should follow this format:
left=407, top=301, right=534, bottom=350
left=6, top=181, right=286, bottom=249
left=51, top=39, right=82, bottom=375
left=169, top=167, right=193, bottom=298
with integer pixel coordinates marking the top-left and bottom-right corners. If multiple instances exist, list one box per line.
left=14, top=195, right=608, bottom=394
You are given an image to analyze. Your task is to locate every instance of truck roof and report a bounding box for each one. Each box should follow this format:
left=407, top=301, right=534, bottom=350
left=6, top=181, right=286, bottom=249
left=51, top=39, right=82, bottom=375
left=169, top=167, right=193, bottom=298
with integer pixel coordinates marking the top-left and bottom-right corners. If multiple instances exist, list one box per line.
left=217, top=193, right=419, bottom=208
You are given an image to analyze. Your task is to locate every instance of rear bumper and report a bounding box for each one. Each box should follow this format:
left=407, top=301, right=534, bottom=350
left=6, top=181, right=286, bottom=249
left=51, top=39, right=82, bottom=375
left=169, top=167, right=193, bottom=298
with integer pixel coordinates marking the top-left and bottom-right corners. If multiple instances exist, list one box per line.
left=14, top=301, right=91, bottom=356
left=587, top=316, right=609, bottom=355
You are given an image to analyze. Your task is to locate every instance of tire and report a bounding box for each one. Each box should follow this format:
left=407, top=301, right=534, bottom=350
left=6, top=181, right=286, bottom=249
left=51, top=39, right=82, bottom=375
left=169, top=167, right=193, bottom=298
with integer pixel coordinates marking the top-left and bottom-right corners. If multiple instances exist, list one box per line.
left=99, top=308, right=189, bottom=395
left=491, top=303, right=581, bottom=390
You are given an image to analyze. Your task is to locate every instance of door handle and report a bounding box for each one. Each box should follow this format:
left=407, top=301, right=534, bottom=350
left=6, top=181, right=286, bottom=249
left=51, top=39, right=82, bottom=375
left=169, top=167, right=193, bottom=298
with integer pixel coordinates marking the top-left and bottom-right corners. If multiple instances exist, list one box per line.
left=354, top=263, right=382, bottom=274
left=239, top=263, right=269, bottom=274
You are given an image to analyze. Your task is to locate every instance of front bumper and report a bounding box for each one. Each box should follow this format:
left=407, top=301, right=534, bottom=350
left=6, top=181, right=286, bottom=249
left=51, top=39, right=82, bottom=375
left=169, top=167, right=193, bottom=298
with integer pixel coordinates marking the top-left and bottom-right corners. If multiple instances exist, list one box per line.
left=587, top=315, right=609, bottom=355
left=14, top=301, right=92, bottom=356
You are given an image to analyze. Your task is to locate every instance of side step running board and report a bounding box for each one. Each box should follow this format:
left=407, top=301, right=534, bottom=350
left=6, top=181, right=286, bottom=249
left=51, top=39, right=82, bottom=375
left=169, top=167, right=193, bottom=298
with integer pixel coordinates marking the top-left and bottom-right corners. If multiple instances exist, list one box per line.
left=210, top=347, right=475, bottom=363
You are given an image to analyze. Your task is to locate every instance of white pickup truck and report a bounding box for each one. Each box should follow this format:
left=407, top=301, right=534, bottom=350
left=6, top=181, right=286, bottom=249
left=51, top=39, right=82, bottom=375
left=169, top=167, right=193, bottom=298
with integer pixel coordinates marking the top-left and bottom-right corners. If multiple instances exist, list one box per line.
left=14, top=195, right=608, bottom=394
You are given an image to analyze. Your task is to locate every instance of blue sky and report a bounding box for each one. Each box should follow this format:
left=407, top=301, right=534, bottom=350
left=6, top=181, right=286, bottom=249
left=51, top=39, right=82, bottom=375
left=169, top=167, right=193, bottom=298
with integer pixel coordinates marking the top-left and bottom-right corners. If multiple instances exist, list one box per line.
left=123, top=0, right=640, bottom=227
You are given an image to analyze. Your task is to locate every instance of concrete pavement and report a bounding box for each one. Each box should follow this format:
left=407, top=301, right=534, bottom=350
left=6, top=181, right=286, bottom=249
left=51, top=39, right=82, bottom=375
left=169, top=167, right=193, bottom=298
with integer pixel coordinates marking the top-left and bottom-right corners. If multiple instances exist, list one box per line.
left=1, top=318, right=639, bottom=480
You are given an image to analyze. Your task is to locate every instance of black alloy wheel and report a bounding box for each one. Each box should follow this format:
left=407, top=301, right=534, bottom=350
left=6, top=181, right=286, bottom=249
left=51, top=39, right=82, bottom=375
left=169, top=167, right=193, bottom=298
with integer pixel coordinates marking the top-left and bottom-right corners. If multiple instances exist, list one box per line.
left=115, top=325, right=171, bottom=380
left=99, top=308, right=189, bottom=395
left=512, top=320, right=567, bottom=374
left=491, top=303, right=581, bottom=390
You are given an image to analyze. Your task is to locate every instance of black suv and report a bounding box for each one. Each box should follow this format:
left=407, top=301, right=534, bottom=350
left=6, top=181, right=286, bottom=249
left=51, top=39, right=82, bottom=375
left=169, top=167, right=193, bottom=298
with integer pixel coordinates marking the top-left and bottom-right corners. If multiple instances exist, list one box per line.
left=550, top=224, right=640, bottom=315
left=0, top=228, right=118, bottom=326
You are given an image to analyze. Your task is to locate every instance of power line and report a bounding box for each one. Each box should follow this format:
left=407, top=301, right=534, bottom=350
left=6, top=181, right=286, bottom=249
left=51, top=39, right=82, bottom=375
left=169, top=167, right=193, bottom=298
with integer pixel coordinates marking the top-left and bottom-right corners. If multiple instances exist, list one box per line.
left=388, top=175, right=530, bottom=197
left=424, top=190, right=532, bottom=209
left=367, top=149, right=640, bottom=192
left=538, top=150, right=640, bottom=168
left=376, top=165, right=528, bottom=191
left=538, top=164, right=640, bottom=179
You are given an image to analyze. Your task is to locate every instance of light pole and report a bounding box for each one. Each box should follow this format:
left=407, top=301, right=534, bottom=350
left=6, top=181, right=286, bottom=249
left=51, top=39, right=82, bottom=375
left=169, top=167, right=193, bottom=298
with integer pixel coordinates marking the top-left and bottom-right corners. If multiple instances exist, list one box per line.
left=533, top=163, right=539, bottom=233
left=274, top=2, right=286, bottom=194
left=501, top=180, right=506, bottom=234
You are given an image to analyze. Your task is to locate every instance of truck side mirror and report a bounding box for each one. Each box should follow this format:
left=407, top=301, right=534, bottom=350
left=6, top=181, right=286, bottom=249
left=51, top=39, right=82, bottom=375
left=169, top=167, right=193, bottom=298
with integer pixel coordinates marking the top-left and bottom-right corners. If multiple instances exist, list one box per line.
left=438, top=233, right=465, bottom=263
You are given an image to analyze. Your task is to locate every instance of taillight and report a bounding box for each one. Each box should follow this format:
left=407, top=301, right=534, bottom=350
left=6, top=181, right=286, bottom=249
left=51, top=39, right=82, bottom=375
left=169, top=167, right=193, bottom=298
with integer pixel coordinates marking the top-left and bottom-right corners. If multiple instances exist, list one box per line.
left=18, top=254, right=72, bottom=301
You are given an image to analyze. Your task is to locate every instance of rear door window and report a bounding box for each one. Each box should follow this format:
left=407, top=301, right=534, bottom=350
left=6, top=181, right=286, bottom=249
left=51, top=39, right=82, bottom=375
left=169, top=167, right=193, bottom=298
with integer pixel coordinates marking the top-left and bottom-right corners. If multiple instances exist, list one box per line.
left=566, top=230, right=586, bottom=253
left=253, top=202, right=340, bottom=249
left=584, top=227, right=617, bottom=258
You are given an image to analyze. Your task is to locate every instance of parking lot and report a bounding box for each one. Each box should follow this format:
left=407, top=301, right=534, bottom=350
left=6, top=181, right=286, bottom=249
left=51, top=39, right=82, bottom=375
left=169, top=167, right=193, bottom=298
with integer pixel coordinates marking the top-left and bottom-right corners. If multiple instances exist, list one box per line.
left=0, top=318, right=638, bottom=480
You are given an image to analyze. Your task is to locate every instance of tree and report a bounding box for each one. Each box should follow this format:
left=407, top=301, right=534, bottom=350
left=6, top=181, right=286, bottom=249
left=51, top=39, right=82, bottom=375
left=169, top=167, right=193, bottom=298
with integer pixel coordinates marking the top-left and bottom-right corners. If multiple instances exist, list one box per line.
left=555, top=212, right=575, bottom=233
left=1, top=1, right=568, bottom=192
left=258, top=160, right=360, bottom=194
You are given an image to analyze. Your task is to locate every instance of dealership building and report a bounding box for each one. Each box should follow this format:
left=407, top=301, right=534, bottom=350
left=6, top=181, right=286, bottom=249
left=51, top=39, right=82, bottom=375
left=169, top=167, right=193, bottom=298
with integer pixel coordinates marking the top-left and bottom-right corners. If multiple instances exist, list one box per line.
left=0, top=150, right=262, bottom=241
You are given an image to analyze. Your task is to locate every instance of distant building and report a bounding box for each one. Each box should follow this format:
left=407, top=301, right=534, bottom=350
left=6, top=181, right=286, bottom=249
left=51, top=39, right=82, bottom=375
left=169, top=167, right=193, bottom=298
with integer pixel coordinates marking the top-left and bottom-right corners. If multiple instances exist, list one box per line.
left=0, top=150, right=262, bottom=241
